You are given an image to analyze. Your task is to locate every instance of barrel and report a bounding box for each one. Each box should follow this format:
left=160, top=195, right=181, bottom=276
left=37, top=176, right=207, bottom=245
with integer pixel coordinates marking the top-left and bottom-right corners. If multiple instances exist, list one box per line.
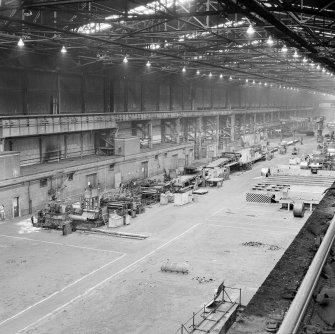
left=293, top=201, right=305, bottom=217
left=62, top=222, right=72, bottom=235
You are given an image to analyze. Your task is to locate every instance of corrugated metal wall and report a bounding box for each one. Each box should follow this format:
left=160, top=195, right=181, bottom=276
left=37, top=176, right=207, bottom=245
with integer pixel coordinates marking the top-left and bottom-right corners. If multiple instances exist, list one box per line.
left=0, top=67, right=315, bottom=116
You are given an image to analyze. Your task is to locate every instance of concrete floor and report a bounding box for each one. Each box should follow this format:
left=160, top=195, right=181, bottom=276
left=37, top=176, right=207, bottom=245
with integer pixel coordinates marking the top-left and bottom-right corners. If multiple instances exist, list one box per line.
left=0, top=137, right=316, bottom=334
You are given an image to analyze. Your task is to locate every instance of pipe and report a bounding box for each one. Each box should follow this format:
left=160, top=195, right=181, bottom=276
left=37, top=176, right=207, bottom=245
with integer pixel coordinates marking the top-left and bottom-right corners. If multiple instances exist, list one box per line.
left=278, top=216, right=335, bottom=334
left=68, top=214, right=87, bottom=222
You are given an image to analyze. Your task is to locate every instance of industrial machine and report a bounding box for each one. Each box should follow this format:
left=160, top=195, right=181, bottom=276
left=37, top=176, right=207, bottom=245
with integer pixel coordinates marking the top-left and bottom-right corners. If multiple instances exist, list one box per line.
left=35, top=186, right=107, bottom=230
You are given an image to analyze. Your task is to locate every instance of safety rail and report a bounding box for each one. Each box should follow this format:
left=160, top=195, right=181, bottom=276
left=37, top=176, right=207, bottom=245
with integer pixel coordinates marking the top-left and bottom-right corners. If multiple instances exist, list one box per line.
left=175, top=285, right=242, bottom=334
left=0, top=107, right=312, bottom=138
left=0, top=113, right=117, bottom=138
left=277, top=215, right=335, bottom=334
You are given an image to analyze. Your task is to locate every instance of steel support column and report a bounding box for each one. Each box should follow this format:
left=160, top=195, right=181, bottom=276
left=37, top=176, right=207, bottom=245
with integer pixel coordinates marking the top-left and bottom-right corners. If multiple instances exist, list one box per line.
left=176, top=118, right=181, bottom=144
left=216, top=115, right=220, bottom=142
left=161, top=120, right=166, bottom=144
left=148, top=121, right=153, bottom=149
left=230, top=114, right=235, bottom=142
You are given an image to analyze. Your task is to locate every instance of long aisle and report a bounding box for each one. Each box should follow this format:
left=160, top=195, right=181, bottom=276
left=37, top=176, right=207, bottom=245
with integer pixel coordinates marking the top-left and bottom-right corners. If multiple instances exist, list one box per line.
left=0, top=136, right=316, bottom=334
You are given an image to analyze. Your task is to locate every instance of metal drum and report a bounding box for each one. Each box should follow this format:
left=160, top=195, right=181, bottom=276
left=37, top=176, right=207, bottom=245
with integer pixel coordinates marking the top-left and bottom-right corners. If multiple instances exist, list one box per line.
left=293, top=201, right=305, bottom=217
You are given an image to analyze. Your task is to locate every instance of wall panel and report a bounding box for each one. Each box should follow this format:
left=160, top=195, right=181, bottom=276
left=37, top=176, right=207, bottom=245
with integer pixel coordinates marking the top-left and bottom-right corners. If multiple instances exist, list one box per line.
left=0, top=69, right=23, bottom=115
left=159, top=83, right=170, bottom=111
left=127, top=81, right=141, bottom=112
left=60, top=74, right=81, bottom=113
left=85, top=76, right=104, bottom=113
left=203, top=86, right=211, bottom=109
left=26, top=71, right=56, bottom=115
left=194, top=86, right=203, bottom=109
left=183, top=86, right=192, bottom=110
left=114, top=80, right=125, bottom=112
left=171, top=85, right=182, bottom=110
left=143, top=81, right=157, bottom=111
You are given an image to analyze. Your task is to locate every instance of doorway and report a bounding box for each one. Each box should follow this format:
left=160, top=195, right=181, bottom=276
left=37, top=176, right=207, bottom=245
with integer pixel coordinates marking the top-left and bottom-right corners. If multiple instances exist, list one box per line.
left=13, top=197, right=20, bottom=218
left=141, top=161, right=149, bottom=178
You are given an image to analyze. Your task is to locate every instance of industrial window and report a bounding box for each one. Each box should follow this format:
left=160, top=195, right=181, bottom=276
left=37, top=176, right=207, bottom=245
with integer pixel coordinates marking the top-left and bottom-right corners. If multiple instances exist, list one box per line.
left=109, top=164, right=114, bottom=171
left=40, top=178, right=47, bottom=187
left=86, top=173, right=97, bottom=187
left=67, top=173, right=74, bottom=181
left=155, top=155, right=159, bottom=160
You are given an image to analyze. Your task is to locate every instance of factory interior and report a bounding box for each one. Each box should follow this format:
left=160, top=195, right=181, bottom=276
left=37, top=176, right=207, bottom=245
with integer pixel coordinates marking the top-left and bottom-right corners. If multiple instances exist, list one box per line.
left=1, top=1, right=335, bottom=333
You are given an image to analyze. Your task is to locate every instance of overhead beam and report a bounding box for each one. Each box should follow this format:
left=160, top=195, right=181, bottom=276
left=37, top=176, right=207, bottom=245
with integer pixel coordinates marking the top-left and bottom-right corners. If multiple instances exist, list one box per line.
left=22, top=0, right=104, bottom=8
left=225, top=0, right=335, bottom=72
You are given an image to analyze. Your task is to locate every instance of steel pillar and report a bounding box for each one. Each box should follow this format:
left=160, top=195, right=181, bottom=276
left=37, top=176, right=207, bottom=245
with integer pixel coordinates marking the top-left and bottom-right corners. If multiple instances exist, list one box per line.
left=230, top=114, right=235, bottom=142
left=148, top=121, right=153, bottom=149
left=176, top=118, right=181, bottom=144
left=161, top=120, right=166, bottom=144
left=132, top=121, right=152, bottom=148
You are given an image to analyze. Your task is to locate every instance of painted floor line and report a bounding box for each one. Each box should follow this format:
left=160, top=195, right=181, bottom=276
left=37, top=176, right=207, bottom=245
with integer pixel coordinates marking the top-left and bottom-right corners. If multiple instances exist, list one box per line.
left=0, top=234, right=124, bottom=254
left=206, top=218, right=303, bottom=229
left=210, top=207, right=226, bottom=216
left=14, top=223, right=202, bottom=333
left=0, top=253, right=126, bottom=328
left=206, top=223, right=301, bottom=233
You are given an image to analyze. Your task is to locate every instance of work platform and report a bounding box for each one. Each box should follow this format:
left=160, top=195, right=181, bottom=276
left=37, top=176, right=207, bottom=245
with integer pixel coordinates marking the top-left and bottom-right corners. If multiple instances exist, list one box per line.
left=0, top=107, right=312, bottom=139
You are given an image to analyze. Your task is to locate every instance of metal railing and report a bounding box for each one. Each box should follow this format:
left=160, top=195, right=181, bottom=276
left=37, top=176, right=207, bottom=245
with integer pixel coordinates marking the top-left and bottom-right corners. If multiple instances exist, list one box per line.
left=0, top=113, right=117, bottom=138
left=0, top=107, right=313, bottom=139
left=278, top=216, right=335, bottom=334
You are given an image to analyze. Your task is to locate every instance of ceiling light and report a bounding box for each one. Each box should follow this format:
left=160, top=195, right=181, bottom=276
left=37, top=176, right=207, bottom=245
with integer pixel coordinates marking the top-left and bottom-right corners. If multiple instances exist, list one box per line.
left=322, top=68, right=326, bottom=72
left=23, top=9, right=33, bottom=17
left=317, top=64, right=320, bottom=70
left=303, top=57, right=307, bottom=63
left=264, top=82, right=267, bottom=86
left=293, top=51, right=298, bottom=58
left=229, top=76, right=232, bottom=80
left=182, top=66, right=186, bottom=72
left=123, top=56, right=128, bottom=63
left=310, top=62, right=315, bottom=67
left=220, top=74, right=223, bottom=79
left=281, top=45, right=288, bottom=53
left=17, top=38, right=24, bottom=47
left=196, top=70, right=200, bottom=75
left=209, top=72, right=212, bottom=77
left=270, top=84, right=273, bottom=87
left=146, top=60, right=151, bottom=67
left=246, top=79, right=249, bottom=83
left=247, top=24, right=255, bottom=35
left=266, top=36, right=274, bottom=46
left=61, top=45, right=67, bottom=54
left=259, top=81, right=262, bottom=85
left=252, top=80, right=255, bottom=84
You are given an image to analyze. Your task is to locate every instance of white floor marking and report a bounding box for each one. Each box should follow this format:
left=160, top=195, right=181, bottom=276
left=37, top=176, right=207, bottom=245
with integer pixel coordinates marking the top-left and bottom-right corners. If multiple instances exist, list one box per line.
left=210, top=207, right=226, bottom=216
left=4, top=223, right=201, bottom=333
left=206, top=223, right=301, bottom=233
left=0, top=254, right=126, bottom=327
left=0, top=234, right=123, bottom=254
